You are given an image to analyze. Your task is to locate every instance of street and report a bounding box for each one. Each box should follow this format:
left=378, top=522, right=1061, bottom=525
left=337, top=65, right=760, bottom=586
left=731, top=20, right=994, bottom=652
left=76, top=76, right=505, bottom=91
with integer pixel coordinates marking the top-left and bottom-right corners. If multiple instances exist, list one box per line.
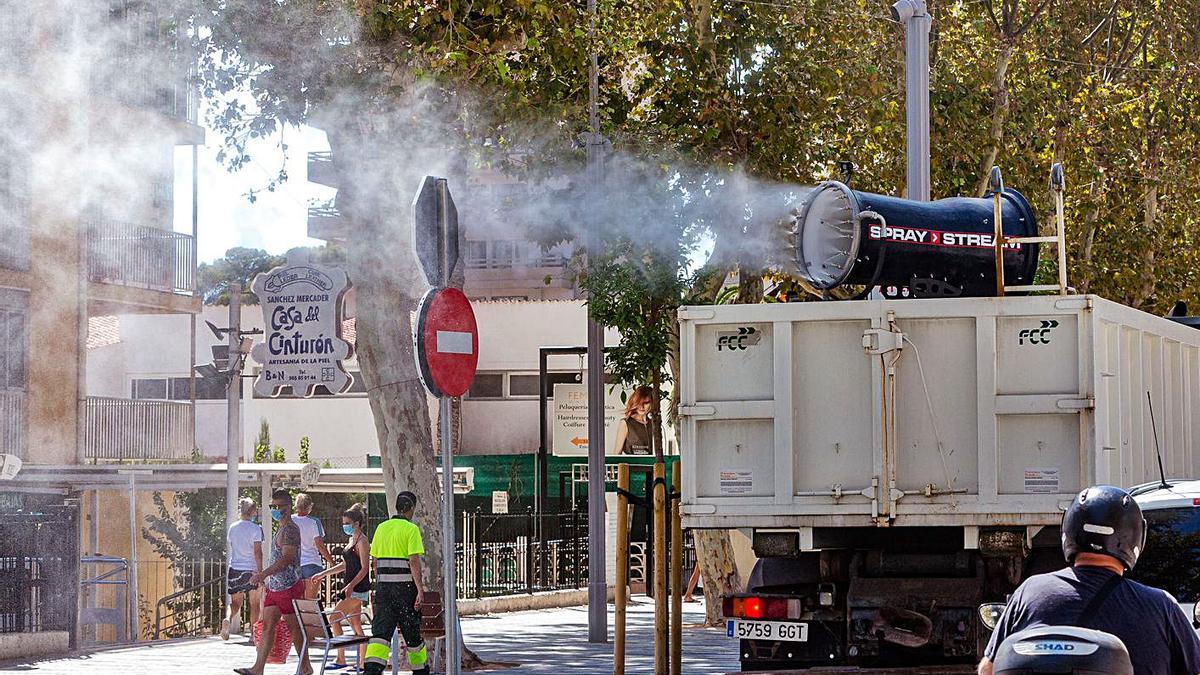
left=0, top=597, right=739, bottom=675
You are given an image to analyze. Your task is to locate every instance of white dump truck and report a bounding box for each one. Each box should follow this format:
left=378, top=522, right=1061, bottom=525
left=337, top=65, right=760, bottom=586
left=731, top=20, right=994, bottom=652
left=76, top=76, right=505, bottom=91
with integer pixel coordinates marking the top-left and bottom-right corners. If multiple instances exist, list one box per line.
left=678, top=294, right=1200, bottom=671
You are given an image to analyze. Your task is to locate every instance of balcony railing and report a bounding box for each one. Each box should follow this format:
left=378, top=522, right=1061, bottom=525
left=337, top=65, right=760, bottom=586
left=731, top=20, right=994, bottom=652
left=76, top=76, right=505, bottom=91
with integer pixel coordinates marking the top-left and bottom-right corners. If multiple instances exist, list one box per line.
left=465, top=240, right=569, bottom=270
left=307, top=151, right=337, bottom=188
left=307, top=203, right=347, bottom=242
left=84, top=396, right=193, bottom=462
left=0, top=389, right=27, bottom=461
left=87, top=219, right=196, bottom=294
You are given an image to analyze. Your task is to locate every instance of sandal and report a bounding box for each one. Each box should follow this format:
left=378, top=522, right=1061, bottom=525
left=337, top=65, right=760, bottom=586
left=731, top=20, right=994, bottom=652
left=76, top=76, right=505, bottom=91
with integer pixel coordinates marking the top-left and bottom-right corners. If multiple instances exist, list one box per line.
left=326, top=665, right=349, bottom=671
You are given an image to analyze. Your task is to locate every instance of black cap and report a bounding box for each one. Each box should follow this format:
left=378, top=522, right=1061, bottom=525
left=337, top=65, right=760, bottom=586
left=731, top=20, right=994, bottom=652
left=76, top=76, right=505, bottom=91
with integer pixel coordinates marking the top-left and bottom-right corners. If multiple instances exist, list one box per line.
left=1061, top=485, right=1146, bottom=570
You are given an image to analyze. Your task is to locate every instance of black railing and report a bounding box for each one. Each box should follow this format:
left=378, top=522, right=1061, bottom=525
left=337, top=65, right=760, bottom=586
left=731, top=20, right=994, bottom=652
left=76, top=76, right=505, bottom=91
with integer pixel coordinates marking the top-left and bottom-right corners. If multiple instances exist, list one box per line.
left=457, top=509, right=588, bottom=598
left=153, top=573, right=224, bottom=640
left=0, top=505, right=79, bottom=638
left=87, top=218, right=196, bottom=294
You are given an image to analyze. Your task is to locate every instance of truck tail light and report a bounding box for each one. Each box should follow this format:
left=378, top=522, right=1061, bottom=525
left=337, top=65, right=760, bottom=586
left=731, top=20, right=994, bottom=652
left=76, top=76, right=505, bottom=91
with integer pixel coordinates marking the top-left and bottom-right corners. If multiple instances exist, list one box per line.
left=743, top=596, right=765, bottom=619
left=723, top=596, right=804, bottom=620
left=765, top=598, right=789, bottom=619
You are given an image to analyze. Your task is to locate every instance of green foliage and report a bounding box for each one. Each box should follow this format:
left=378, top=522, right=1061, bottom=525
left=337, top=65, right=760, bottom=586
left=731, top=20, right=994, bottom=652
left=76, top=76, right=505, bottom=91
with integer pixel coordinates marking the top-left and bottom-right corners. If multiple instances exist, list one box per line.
left=253, top=419, right=271, bottom=463
left=195, top=0, right=1200, bottom=311
left=299, top=436, right=311, bottom=464
left=272, top=444, right=287, bottom=463
left=197, top=247, right=284, bottom=306
left=198, top=245, right=349, bottom=306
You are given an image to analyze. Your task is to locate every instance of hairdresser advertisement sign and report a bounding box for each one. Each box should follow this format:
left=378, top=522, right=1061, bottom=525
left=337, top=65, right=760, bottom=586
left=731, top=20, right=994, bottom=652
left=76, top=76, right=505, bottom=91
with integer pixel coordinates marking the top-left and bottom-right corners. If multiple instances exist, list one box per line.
left=250, top=253, right=353, bottom=397
left=552, top=383, right=626, bottom=457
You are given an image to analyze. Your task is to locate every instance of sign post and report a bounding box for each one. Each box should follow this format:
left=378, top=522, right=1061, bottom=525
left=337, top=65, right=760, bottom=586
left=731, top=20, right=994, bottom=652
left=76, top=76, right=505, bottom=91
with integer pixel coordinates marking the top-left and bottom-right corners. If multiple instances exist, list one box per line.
left=413, top=177, right=476, bottom=675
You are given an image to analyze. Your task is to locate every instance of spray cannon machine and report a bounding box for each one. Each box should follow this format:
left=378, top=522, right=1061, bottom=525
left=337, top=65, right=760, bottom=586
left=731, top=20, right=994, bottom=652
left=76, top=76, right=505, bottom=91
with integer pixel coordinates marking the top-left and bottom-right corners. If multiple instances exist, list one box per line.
left=788, top=166, right=1066, bottom=297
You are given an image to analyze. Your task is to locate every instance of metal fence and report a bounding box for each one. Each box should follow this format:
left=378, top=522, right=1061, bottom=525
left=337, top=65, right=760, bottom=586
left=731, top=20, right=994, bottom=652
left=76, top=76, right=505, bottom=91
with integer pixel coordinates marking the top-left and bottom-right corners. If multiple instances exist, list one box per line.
left=84, top=396, right=194, bottom=461
left=87, top=218, right=196, bottom=294
left=147, top=559, right=225, bottom=640
left=0, top=504, right=79, bottom=639
left=0, top=389, right=26, bottom=460
left=457, top=510, right=588, bottom=598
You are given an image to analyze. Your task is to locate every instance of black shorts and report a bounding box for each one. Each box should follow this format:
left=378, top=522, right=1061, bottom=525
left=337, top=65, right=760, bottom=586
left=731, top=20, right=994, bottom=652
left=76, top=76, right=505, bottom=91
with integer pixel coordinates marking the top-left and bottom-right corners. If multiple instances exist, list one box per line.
left=228, top=568, right=256, bottom=595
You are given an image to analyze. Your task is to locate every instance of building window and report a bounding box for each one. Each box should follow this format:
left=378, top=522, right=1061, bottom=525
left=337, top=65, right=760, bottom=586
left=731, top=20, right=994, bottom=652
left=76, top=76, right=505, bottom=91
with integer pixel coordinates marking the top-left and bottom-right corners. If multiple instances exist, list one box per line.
left=131, top=376, right=230, bottom=400
left=0, top=146, right=31, bottom=272
left=492, top=241, right=516, bottom=268
left=467, top=371, right=583, bottom=399
left=0, top=307, right=26, bottom=390
left=465, top=241, right=488, bottom=269
left=466, top=373, right=504, bottom=399
left=507, top=374, right=540, bottom=397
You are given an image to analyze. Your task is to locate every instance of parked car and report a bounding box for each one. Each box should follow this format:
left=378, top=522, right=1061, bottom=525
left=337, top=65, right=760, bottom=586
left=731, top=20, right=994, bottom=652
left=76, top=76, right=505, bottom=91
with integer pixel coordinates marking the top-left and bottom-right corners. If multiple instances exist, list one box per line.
left=1128, top=479, right=1200, bottom=629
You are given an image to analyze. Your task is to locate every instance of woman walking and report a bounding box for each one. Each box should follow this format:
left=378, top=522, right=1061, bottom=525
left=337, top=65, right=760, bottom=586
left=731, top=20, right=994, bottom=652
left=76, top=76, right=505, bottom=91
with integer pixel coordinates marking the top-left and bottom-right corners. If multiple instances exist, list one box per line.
left=313, top=504, right=371, bottom=671
left=612, top=385, right=654, bottom=456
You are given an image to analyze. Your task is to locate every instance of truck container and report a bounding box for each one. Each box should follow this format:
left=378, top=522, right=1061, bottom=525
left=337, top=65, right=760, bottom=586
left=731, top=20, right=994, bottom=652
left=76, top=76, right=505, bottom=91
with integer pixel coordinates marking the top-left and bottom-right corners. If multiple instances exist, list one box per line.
left=678, top=295, right=1200, bottom=670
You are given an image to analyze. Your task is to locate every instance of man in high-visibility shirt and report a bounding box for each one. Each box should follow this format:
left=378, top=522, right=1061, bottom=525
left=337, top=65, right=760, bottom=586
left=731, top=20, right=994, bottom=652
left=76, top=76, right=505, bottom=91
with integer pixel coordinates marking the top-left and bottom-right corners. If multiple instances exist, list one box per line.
left=364, top=490, right=428, bottom=675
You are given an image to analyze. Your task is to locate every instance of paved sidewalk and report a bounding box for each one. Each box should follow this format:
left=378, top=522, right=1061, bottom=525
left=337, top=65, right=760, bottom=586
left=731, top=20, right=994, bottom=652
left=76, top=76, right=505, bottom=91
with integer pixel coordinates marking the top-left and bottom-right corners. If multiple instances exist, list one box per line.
left=0, top=597, right=739, bottom=674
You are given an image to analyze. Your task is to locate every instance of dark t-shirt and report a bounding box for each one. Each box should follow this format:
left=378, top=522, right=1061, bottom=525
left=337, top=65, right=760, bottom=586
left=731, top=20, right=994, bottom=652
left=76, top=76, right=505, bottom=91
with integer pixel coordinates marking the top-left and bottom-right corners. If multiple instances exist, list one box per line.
left=984, top=566, right=1200, bottom=675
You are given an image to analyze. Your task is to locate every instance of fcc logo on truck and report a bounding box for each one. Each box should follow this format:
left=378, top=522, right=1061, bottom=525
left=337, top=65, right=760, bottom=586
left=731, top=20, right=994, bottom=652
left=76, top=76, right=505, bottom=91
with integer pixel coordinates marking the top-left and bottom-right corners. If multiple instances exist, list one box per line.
left=717, top=327, right=761, bottom=351
left=1018, top=320, right=1059, bottom=345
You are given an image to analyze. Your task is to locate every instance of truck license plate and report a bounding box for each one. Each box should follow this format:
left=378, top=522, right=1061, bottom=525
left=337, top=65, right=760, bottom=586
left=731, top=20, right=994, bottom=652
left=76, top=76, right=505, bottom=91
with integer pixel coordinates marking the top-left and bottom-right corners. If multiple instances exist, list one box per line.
left=726, top=619, right=809, bottom=642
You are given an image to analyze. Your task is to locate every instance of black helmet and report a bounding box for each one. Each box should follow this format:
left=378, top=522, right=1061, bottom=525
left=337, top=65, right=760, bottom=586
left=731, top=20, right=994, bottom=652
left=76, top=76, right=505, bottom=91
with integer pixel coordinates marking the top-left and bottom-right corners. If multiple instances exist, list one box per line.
left=1061, top=485, right=1146, bottom=570
left=396, top=491, right=418, bottom=514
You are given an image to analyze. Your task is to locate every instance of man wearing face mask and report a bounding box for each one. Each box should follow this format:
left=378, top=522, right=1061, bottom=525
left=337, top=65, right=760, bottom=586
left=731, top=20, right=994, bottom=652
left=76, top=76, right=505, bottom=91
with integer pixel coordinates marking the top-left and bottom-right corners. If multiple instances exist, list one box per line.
left=235, top=490, right=311, bottom=675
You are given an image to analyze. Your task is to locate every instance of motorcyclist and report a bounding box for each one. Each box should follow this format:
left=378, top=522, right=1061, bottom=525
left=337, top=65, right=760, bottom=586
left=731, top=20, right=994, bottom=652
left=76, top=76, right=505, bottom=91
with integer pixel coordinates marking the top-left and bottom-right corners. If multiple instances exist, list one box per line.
left=978, top=484, right=1200, bottom=675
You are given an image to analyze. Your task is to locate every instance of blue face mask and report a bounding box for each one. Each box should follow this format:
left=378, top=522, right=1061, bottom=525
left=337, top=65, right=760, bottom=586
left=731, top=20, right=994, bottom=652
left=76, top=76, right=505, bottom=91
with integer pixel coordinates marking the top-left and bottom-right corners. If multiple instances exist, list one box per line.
left=343, top=524, right=354, bottom=536
left=270, top=508, right=282, bottom=522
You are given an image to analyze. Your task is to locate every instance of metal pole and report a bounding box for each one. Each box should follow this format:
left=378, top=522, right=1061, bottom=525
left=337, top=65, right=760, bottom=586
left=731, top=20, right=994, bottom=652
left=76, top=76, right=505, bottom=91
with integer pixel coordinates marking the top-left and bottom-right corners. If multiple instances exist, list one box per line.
left=127, top=473, right=139, bottom=641
left=893, top=0, right=931, bottom=201
left=538, top=348, right=548, bottom=514
left=653, top=462, right=667, bottom=673
left=439, top=397, right=460, bottom=674
left=437, top=177, right=462, bottom=675
left=260, top=472, right=273, bottom=568
left=614, top=464, right=630, bottom=675
left=670, top=462, right=682, bottom=675
left=1051, top=163, right=1068, bottom=294
left=586, top=0, right=609, bottom=641
left=226, top=283, right=242, bottom=552
left=990, top=167, right=1006, bottom=296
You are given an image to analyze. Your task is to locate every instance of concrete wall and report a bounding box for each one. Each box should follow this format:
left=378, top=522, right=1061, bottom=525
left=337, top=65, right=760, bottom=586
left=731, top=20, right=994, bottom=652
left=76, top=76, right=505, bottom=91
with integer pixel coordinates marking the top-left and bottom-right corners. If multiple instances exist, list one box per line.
left=0, top=631, right=69, bottom=662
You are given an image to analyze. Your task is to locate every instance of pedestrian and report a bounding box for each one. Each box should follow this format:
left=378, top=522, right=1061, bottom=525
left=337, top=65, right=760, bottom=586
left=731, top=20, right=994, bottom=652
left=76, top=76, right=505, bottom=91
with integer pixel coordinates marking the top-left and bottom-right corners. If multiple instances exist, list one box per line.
left=363, top=491, right=428, bottom=675
left=294, top=492, right=335, bottom=599
left=222, top=497, right=263, bottom=640
left=977, top=485, right=1200, bottom=675
left=312, top=503, right=371, bottom=670
left=234, top=489, right=311, bottom=675
left=612, top=385, right=653, bottom=455
left=683, top=564, right=702, bottom=603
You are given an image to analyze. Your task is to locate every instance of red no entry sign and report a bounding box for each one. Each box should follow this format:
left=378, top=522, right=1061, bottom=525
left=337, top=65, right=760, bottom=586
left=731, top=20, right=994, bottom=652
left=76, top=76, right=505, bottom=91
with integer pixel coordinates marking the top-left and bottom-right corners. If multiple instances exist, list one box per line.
left=416, top=287, right=479, bottom=398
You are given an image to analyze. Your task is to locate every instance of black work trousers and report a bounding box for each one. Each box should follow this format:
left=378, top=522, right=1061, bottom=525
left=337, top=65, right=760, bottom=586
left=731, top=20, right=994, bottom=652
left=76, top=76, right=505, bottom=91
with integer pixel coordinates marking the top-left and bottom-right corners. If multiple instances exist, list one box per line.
left=363, top=582, right=426, bottom=675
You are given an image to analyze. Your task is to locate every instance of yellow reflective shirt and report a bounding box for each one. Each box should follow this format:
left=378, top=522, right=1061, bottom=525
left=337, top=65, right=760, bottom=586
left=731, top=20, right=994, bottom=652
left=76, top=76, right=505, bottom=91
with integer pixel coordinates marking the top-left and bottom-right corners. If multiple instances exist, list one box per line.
left=370, top=517, right=425, bottom=558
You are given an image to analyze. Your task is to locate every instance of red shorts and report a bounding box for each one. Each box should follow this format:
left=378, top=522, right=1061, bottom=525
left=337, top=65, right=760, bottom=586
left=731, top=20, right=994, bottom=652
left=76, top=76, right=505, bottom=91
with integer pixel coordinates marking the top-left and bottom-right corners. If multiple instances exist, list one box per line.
left=263, top=580, right=306, bottom=615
